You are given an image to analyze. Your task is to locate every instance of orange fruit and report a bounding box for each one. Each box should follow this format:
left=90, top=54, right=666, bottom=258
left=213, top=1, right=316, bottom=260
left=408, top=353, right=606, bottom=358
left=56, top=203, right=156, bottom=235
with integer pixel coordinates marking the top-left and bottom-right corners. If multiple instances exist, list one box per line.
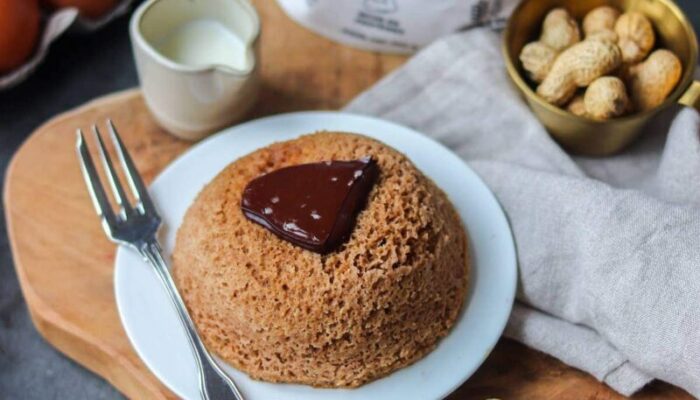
left=0, top=0, right=41, bottom=73
left=45, top=0, right=118, bottom=19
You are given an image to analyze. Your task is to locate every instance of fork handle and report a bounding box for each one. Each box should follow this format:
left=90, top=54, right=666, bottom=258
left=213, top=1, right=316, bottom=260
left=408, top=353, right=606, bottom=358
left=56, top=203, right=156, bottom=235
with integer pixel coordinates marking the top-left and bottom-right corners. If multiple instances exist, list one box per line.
left=140, top=241, right=244, bottom=400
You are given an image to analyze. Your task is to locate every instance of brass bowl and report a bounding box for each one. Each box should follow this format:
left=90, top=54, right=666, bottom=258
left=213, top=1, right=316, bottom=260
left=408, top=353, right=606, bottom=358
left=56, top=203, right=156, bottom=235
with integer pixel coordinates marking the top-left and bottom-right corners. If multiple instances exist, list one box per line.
left=503, top=0, right=700, bottom=156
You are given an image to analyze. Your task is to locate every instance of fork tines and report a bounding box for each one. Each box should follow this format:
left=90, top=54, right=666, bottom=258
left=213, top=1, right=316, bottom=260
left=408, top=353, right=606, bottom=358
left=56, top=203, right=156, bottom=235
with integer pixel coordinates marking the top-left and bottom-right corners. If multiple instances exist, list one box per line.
left=76, top=120, right=155, bottom=223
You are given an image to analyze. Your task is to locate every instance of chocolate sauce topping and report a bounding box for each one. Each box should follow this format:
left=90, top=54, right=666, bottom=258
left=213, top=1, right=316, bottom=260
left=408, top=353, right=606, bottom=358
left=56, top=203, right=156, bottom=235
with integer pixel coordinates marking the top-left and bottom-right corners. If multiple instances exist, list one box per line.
left=241, top=157, right=379, bottom=254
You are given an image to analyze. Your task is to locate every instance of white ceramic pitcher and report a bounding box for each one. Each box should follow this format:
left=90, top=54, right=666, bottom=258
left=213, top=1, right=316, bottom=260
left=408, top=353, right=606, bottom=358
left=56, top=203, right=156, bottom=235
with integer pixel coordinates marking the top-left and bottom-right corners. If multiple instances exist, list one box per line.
left=130, top=0, right=260, bottom=140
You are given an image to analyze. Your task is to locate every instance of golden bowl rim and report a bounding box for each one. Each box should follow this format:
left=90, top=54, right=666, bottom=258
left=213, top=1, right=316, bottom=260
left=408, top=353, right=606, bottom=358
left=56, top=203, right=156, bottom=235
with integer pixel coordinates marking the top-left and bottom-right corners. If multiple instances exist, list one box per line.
left=501, top=0, right=699, bottom=124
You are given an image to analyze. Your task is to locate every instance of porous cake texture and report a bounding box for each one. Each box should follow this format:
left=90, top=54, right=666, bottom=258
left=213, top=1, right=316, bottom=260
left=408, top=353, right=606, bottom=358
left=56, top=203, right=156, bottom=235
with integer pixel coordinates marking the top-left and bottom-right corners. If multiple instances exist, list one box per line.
left=173, top=132, right=469, bottom=387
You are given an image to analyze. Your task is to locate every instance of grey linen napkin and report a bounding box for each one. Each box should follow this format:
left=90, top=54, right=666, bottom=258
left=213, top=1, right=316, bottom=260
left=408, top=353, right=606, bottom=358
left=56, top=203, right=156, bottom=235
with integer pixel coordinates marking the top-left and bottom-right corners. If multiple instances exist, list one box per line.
left=345, top=28, right=700, bottom=397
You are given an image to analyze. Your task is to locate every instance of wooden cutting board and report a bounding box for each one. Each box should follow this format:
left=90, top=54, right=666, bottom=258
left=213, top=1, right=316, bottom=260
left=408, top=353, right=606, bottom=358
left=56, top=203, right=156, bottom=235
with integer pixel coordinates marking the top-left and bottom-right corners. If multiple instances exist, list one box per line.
left=3, top=1, right=692, bottom=399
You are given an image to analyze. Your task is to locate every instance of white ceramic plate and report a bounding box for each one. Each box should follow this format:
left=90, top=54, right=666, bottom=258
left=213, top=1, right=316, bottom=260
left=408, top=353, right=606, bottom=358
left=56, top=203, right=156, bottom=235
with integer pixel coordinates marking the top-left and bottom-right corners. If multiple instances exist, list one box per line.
left=114, top=111, right=516, bottom=400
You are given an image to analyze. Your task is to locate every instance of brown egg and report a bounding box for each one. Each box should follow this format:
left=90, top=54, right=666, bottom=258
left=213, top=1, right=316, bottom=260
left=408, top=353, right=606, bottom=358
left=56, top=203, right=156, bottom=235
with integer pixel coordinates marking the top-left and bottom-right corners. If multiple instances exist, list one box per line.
left=0, top=0, right=41, bottom=73
left=45, top=0, right=118, bottom=19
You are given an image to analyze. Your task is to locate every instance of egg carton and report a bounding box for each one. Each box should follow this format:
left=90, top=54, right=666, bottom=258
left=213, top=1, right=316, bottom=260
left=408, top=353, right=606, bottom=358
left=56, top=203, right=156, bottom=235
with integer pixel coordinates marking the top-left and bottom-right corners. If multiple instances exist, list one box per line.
left=0, top=0, right=135, bottom=90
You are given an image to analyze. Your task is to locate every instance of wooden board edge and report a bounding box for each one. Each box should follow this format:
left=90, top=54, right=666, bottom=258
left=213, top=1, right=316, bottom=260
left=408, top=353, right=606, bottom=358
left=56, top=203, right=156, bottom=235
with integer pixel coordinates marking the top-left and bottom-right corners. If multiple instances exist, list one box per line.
left=2, top=87, right=175, bottom=399
left=3, top=87, right=142, bottom=199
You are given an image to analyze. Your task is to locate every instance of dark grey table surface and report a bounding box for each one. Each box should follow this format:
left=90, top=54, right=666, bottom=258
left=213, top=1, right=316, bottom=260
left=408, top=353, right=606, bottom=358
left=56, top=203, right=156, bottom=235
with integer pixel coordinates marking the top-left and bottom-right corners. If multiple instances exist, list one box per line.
left=1, top=3, right=699, bottom=399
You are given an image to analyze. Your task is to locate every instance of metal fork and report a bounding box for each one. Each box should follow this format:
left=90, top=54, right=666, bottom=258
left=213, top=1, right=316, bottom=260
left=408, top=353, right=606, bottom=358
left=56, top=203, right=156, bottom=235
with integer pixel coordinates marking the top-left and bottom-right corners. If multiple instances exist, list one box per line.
left=76, top=120, right=244, bottom=400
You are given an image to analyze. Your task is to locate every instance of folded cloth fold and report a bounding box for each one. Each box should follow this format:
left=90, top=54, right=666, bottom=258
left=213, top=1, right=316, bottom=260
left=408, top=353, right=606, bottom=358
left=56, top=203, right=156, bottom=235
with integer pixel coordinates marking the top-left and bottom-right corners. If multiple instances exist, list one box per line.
left=345, top=28, right=700, bottom=397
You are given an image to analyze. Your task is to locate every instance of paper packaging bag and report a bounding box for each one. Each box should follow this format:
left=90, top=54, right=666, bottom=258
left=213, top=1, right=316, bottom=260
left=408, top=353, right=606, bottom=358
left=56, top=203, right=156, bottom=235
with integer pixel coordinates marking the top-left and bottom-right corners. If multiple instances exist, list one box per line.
left=276, top=0, right=518, bottom=53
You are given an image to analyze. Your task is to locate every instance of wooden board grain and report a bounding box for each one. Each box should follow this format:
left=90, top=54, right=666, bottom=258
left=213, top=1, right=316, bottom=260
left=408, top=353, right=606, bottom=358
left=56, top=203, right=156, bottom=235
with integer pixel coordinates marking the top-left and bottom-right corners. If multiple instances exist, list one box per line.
left=2, top=1, right=692, bottom=399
